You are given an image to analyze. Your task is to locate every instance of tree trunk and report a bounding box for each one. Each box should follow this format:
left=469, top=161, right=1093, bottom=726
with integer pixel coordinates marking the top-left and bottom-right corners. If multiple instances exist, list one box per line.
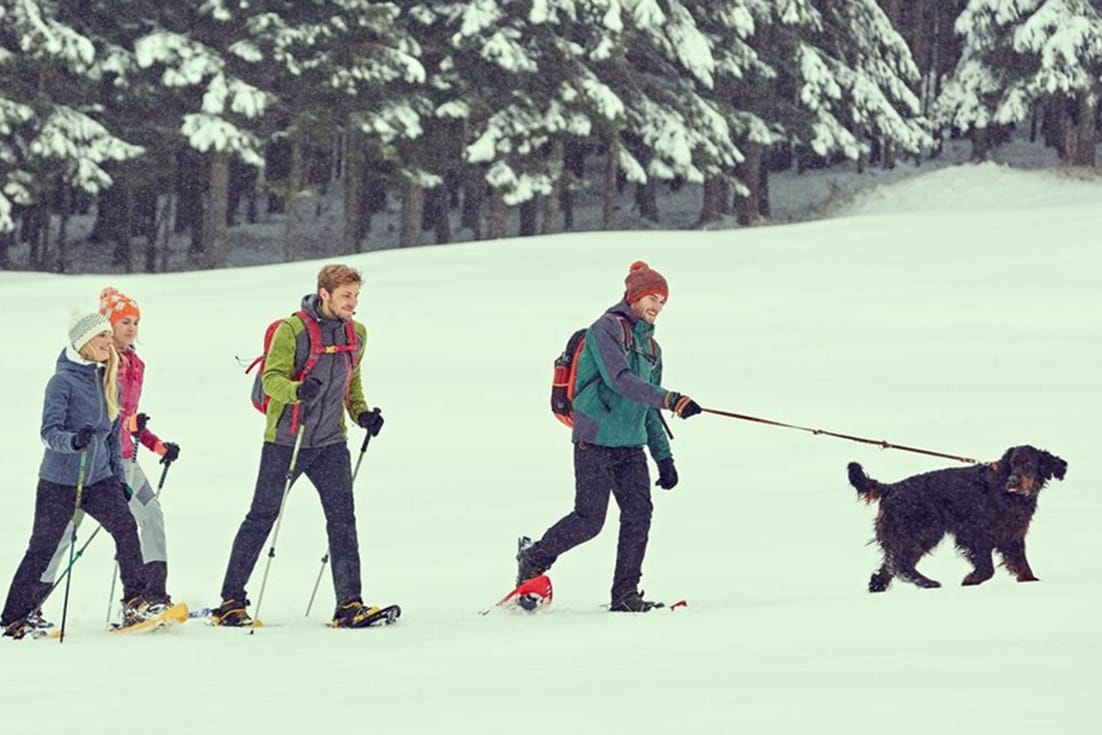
left=758, top=159, right=771, bottom=218
left=971, top=126, right=990, bottom=162
left=603, top=135, right=620, bottom=230
left=1041, top=96, right=1068, bottom=159
left=0, top=229, right=10, bottom=270
left=635, top=180, right=658, bottom=223
left=460, top=172, right=484, bottom=239
left=283, top=134, right=304, bottom=261
left=158, top=195, right=176, bottom=273
left=111, top=186, right=134, bottom=272
left=562, top=140, right=585, bottom=230
left=698, top=177, right=721, bottom=225
left=343, top=129, right=366, bottom=254
left=399, top=175, right=423, bottom=247
left=518, top=197, right=538, bottom=237
left=1071, top=90, right=1097, bottom=167
left=541, top=139, right=564, bottom=235
left=736, top=143, right=764, bottom=226
left=202, top=151, right=230, bottom=268
left=422, top=185, right=451, bottom=244
left=90, top=183, right=126, bottom=247
left=882, top=140, right=896, bottom=170
left=488, top=188, right=508, bottom=239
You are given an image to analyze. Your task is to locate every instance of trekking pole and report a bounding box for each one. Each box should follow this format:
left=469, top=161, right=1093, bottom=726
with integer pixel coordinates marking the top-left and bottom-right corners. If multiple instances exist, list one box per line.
left=104, top=413, right=149, bottom=628
left=700, top=407, right=977, bottom=464
left=305, top=430, right=372, bottom=617
left=58, top=448, right=88, bottom=644
left=250, top=423, right=306, bottom=634
left=45, top=451, right=175, bottom=610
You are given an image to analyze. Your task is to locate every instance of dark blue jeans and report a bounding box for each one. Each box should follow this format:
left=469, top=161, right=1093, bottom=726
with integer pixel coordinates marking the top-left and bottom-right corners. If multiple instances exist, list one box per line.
left=530, top=444, right=653, bottom=604
left=220, top=442, right=362, bottom=606
left=2, top=478, right=145, bottom=624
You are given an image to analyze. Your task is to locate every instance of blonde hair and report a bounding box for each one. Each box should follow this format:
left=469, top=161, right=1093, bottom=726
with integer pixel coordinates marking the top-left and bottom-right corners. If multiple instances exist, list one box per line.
left=79, top=341, right=120, bottom=421
left=317, top=264, right=362, bottom=293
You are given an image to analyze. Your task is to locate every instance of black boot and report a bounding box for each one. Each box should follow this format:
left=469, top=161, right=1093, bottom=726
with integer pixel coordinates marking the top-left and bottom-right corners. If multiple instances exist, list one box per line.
left=610, top=591, right=664, bottom=613
left=515, top=536, right=546, bottom=586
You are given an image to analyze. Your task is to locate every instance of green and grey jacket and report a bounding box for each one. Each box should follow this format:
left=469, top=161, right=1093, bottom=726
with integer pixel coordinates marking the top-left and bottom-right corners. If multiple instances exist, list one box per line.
left=570, top=300, right=675, bottom=461
left=262, top=294, right=370, bottom=448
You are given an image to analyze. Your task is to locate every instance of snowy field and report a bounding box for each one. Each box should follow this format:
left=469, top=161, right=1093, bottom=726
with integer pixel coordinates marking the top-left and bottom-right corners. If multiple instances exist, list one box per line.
left=0, top=162, right=1099, bottom=734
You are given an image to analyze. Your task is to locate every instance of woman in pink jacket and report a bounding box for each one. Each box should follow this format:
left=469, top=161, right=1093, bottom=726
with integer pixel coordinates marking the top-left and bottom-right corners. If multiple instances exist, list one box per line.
left=37, top=288, right=181, bottom=625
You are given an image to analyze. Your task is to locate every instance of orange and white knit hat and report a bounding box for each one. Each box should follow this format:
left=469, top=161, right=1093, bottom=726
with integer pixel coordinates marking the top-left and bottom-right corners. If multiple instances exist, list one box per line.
left=624, top=261, right=669, bottom=304
left=99, top=287, right=140, bottom=324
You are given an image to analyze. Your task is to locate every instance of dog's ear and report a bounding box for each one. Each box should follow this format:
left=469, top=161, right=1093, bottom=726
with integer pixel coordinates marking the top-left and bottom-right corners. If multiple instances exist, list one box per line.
left=1040, top=451, right=1067, bottom=481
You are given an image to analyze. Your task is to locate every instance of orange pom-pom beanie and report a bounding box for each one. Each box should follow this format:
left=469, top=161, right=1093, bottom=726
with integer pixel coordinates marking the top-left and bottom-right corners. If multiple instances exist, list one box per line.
left=99, top=287, right=140, bottom=324
left=623, top=261, right=669, bottom=304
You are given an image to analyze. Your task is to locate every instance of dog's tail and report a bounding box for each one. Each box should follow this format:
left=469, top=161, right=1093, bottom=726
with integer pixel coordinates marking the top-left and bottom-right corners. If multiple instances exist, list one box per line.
left=847, top=462, right=885, bottom=504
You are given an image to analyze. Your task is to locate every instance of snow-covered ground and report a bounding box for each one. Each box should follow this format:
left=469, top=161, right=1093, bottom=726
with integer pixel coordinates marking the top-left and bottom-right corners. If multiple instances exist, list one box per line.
left=0, top=161, right=1099, bottom=734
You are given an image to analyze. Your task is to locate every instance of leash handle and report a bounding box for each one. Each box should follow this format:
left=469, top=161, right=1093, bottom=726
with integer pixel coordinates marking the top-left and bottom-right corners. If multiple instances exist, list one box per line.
left=701, top=407, right=977, bottom=465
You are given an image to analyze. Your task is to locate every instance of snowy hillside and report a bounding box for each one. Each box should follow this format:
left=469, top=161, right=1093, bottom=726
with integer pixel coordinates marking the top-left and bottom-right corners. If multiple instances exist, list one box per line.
left=0, top=163, right=1099, bottom=735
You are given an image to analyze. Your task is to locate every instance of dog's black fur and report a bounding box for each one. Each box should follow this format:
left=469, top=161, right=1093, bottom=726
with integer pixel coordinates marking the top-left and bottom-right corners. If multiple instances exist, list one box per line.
left=847, top=446, right=1067, bottom=592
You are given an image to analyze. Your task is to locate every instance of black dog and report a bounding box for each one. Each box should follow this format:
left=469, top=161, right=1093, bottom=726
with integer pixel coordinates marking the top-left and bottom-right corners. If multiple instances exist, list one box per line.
left=847, top=446, right=1067, bottom=592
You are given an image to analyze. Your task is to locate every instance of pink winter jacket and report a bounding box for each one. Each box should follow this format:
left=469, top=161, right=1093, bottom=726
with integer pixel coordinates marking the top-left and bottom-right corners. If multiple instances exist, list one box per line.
left=118, top=348, right=165, bottom=460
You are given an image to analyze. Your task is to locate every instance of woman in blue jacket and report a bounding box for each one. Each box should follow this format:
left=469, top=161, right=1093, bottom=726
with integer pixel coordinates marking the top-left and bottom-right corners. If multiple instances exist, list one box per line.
left=2, top=311, right=153, bottom=639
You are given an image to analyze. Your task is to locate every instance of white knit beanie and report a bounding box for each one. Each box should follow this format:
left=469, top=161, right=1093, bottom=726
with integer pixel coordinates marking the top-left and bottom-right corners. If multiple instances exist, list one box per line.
left=69, top=310, right=113, bottom=351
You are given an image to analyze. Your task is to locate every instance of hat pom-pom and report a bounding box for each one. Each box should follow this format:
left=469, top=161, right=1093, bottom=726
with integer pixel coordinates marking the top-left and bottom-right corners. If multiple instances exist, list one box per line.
left=629, top=260, right=649, bottom=273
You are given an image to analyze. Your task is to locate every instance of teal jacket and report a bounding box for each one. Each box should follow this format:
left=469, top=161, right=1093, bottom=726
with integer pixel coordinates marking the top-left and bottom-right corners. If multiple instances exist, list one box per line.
left=570, top=301, right=675, bottom=460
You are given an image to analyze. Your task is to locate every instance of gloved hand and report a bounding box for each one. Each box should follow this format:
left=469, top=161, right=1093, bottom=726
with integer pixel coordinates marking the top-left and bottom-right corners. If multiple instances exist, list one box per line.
left=669, top=392, right=702, bottom=419
left=357, top=408, right=384, bottom=437
left=72, top=425, right=95, bottom=450
left=655, top=457, right=678, bottom=490
left=297, top=377, right=323, bottom=403
left=160, top=442, right=180, bottom=465
left=118, top=479, right=134, bottom=501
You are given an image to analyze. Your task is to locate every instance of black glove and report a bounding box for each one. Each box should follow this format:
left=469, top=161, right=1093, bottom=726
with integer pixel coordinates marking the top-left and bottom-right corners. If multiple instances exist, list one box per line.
left=160, top=442, right=180, bottom=465
left=297, top=377, right=323, bottom=403
left=655, top=457, right=678, bottom=490
left=72, top=425, right=95, bottom=450
left=357, top=408, right=384, bottom=437
left=119, top=479, right=133, bottom=501
left=669, top=393, right=702, bottom=419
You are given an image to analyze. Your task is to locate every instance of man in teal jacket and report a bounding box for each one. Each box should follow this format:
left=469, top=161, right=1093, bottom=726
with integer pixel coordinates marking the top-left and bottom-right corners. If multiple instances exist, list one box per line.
left=519, top=261, right=701, bottom=612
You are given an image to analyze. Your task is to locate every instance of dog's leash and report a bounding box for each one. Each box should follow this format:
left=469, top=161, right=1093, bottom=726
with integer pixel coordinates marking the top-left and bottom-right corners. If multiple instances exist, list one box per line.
left=701, top=407, right=978, bottom=464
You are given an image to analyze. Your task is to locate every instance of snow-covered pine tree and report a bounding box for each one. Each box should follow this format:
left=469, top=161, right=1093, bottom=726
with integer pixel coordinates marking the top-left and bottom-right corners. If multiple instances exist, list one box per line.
left=607, top=0, right=740, bottom=224
left=936, top=0, right=1102, bottom=164
left=0, top=0, right=142, bottom=268
left=683, top=0, right=778, bottom=225
left=803, top=0, right=932, bottom=169
left=425, top=0, right=632, bottom=238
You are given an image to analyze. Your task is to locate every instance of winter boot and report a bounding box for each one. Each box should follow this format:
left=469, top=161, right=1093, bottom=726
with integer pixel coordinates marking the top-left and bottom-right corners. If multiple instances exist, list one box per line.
left=609, top=591, right=664, bottom=613
left=25, top=608, right=54, bottom=633
left=121, top=596, right=158, bottom=627
left=331, top=598, right=383, bottom=628
left=515, top=536, right=546, bottom=586
left=2, top=618, right=34, bottom=640
left=210, top=598, right=253, bottom=627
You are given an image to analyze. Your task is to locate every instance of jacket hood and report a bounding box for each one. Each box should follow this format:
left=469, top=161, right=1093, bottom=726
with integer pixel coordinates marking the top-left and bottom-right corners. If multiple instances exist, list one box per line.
left=58, top=346, right=102, bottom=375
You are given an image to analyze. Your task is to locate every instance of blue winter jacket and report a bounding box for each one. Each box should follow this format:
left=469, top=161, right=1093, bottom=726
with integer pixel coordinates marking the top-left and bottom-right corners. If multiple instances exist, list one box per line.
left=38, top=348, right=125, bottom=488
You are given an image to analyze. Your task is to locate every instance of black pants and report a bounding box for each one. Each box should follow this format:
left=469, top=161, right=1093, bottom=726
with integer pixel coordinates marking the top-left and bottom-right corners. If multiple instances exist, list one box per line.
left=531, top=444, right=653, bottom=604
left=220, top=442, right=362, bottom=606
left=2, top=478, right=146, bottom=624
